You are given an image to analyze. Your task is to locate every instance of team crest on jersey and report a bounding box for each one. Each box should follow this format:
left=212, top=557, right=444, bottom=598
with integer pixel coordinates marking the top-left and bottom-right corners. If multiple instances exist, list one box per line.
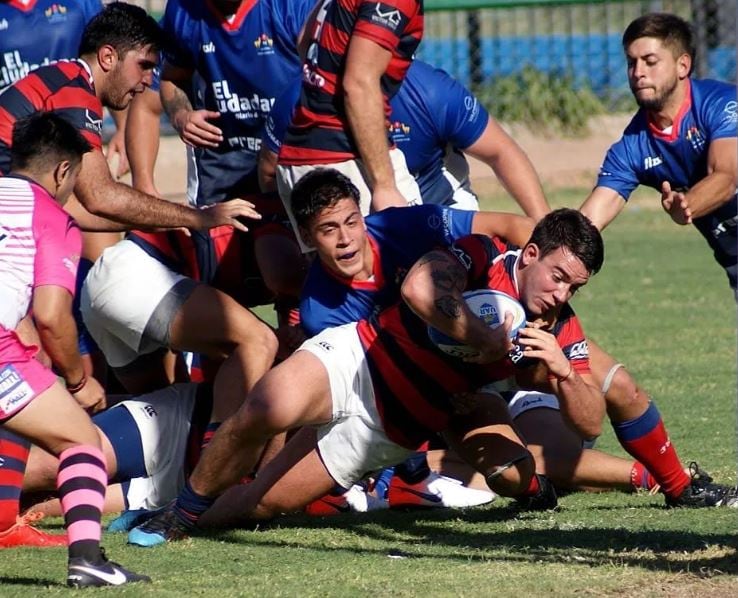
left=45, top=3, right=69, bottom=24
left=685, top=126, right=706, bottom=152
left=254, top=34, right=275, bottom=56
left=388, top=120, right=411, bottom=143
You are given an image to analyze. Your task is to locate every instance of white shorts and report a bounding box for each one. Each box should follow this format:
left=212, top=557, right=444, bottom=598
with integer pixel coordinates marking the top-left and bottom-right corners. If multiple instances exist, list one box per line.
left=115, top=384, right=199, bottom=510
left=80, top=240, right=197, bottom=367
left=276, top=148, right=422, bottom=252
left=298, top=323, right=413, bottom=489
left=506, top=390, right=597, bottom=449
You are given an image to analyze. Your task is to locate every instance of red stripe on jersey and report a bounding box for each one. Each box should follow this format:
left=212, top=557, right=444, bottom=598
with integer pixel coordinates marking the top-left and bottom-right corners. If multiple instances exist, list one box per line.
left=279, top=144, right=356, bottom=165
left=353, top=21, right=406, bottom=53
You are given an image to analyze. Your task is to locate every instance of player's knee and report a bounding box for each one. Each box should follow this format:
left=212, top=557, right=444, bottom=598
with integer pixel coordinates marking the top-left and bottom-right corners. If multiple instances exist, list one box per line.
left=484, top=450, right=535, bottom=497
left=604, top=367, right=647, bottom=418
left=232, top=392, right=295, bottom=438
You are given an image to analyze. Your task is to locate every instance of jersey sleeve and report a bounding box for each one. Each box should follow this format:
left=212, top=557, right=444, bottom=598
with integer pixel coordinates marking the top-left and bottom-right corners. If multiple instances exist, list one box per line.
left=354, top=0, right=420, bottom=52
left=262, top=80, right=301, bottom=153
left=161, top=0, right=195, bottom=71
left=436, top=72, right=489, bottom=150
left=33, top=206, right=82, bottom=297
left=703, top=85, right=738, bottom=141
left=595, top=137, right=640, bottom=201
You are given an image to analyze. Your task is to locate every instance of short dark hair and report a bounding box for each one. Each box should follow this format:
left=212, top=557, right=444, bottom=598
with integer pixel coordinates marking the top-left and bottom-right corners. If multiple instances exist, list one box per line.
left=527, top=208, right=604, bottom=275
left=291, top=168, right=361, bottom=227
left=79, top=2, right=163, bottom=57
left=10, top=112, right=92, bottom=172
left=622, top=13, right=695, bottom=64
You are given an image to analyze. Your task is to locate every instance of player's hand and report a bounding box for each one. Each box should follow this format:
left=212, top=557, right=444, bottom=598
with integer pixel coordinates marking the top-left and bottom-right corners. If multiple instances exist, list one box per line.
left=463, top=311, right=514, bottom=364
left=105, top=129, right=131, bottom=179
left=371, top=185, right=411, bottom=211
left=195, top=198, right=262, bottom=232
left=661, top=181, right=692, bottom=225
left=71, top=376, right=107, bottom=414
left=175, top=109, right=223, bottom=148
left=515, top=325, right=571, bottom=379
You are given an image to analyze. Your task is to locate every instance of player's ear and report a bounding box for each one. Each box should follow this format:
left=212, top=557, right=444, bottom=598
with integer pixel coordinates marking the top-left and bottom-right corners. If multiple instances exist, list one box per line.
left=97, top=44, right=117, bottom=72
left=676, top=52, right=691, bottom=79
left=520, top=243, right=539, bottom=266
left=52, top=160, right=72, bottom=189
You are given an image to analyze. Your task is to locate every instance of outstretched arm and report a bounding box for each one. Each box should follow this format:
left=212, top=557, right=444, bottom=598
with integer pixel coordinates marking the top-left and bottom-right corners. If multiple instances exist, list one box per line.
left=464, top=119, right=550, bottom=221
left=579, top=186, right=627, bottom=230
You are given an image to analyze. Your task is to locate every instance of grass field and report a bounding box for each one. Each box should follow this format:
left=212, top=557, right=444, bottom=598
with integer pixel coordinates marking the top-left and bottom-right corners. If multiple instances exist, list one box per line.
left=1, top=188, right=736, bottom=596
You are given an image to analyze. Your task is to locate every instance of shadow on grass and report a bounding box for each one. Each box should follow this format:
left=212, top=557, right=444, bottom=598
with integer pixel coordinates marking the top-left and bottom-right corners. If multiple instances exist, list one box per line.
left=0, top=576, right=62, bottom=587
left=204, top=504, right=738, bottom=576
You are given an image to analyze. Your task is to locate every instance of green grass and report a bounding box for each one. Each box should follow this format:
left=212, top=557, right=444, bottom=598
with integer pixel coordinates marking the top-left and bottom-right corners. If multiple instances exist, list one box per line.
left=1, top=187, right=736, bottom=595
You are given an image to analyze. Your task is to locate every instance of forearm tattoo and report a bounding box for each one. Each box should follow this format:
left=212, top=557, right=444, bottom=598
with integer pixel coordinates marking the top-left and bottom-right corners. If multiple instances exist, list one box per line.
left=161, top=84, right=193, bottom=121
left=435, top=295, right=462, bottom=319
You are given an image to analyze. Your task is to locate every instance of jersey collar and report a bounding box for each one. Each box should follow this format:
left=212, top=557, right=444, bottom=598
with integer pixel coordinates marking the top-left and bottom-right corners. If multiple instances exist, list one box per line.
left=205, top=0, right=257, bottom=32
left=647, top=78, right=692, bottom=142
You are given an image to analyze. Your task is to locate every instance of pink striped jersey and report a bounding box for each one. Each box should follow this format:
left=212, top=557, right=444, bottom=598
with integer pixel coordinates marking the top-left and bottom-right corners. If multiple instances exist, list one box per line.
left=0, top=175, right=81, bottom=353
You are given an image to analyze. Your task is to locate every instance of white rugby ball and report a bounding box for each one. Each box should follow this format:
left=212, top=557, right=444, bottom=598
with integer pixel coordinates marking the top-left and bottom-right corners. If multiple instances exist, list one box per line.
left=427, top=289, right=527, bottom=358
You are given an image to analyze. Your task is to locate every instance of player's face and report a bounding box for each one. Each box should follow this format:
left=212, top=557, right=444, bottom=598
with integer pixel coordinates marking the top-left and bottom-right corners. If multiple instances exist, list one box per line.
left=105, top=45, right=158, bottom=110
left=518, top=245, right=590, bottom=317
left=625, top=37, right=690, bottom=112
left=303, top=198, right=372, bottom=280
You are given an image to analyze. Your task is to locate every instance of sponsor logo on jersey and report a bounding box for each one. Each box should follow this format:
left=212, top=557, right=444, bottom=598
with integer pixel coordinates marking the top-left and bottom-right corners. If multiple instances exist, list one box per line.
left=143, top=404, right=158, bottom=418
left=85, top=109, right=102, bottom=135
left=463, top=95, right=480, bottom=122
left=212, top=80, right=274, bottom=118
left=643, top=156, right=662, bottom=170
left=0, top=19, right=9, bottom=31
left=254, top=33, right=275, bottom=56
left=45, top=3, right=69, bottom=24
left=317, top=341, right=333, bottom=352
left=723, top=100, right=737, bottom=125
left=388, top=120, right=411, bottom=143
left=302, top=63, right=325, bottom=88
left=685, top=126, right=706, bottom=152
left=1, top=50, right=52, bottom=88
left=372, top=3, right=402, bottom=30
left=564, top=340, right=589, bottom=361
left=202, top=42, right=216, bottom=54
left=62, top=255, right=78, bottom=275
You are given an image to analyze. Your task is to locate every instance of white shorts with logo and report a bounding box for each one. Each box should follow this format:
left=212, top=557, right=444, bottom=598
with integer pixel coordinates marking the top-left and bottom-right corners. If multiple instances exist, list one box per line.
left=276, top=148, right=422, bottom=252
left=80, top=240, right=197, bottom=368
left=115, top=384, right=198, bottom=510
left=298, top=322, right=413, bottom=489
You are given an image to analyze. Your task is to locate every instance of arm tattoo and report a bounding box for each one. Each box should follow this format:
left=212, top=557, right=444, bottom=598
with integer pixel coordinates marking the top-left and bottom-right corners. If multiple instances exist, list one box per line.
left=418, top=250, right=466, bottom=293
left=435, top=295, right=462, bottom=319
left=161, top=83, right=193, bottom=121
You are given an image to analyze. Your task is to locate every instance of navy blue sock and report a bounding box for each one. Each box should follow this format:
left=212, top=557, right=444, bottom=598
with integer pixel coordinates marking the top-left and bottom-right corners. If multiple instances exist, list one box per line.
left=173, top=481, right=216, bottom=527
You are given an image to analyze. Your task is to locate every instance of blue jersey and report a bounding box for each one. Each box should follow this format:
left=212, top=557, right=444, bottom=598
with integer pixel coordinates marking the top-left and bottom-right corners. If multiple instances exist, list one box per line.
left=300, top=205, right=475, bottom=336
left=162, top=0, right=312, bottom=205
left=0, top=0, right=103, bottom=91
left=388, top=60, right=489, bottom=206
left=597, top=78, right=738, bottom=287
left=264, top=60, right=489, bottom=206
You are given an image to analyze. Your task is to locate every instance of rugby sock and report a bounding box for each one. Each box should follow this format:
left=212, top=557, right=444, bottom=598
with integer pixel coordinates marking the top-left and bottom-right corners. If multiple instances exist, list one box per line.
left=373, top=467, right=395, bottom=500
left=630, top=461, right=658, bottom=492
left=612, top=402, right=689, bottom=499
left=522, top=474, right=541, bottom=496
left=0, top=429, right=30, bottom=531
left=173, top=481, right=215, bottom=528
left=57, top=445, right=107, bottom=562
left=200, top=422, right=220, bottom=452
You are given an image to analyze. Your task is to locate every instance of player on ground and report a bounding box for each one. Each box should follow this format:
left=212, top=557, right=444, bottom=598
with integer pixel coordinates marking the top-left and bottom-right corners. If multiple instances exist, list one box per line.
left=580, top=12, right=737, bottom=292
left=0, top=112, right=148, bottom=586
left=127, top=208, right=605, bottom=543
left=276, top=0, right=424, bottom=225
left=0, top=2, right=258, bottom=233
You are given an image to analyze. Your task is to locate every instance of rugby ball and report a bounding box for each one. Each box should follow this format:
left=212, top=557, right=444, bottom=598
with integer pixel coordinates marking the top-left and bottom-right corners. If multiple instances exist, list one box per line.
left=427, top=289, right=526, bottom=358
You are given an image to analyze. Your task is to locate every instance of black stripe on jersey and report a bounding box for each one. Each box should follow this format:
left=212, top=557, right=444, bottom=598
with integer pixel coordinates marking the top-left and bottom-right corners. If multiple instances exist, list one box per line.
left=366, top=353, right=434, bottom=449
left=286, top=123, right=357, bottom=154
left=0, top=86, right=37, bottom=121
left=36, top=67, right=77, bottom=94
left=0, top=140, right=12, bottom=174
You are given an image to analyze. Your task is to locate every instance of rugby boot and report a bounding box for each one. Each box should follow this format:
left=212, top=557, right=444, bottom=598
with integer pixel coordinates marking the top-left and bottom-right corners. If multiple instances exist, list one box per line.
left=515, top=474, right=558, bottom=511
left=0, top=512, right=67, bottom=548
left=128, top=504, right=192, bottom=547
left=666, top=462, right=736, bottom=508
left=67, top=548, right=150, bottom=587
left=388, top=472, right=495, bottom=509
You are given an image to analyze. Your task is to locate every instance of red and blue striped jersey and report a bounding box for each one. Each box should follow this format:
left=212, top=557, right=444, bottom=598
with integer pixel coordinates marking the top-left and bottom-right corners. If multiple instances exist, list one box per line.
left=357, top=234, right=589, bottom=449
left=0, top=59, right=102, bottom=174
left=279, top=0, right=424, bottom=165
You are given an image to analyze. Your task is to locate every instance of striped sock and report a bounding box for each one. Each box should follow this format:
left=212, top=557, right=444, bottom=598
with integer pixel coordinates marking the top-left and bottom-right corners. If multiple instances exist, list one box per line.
left=630, top=461, right=659, bottom=492
left=613, top=402, right=690, bottom=499
left=0, top=429, right=30, bottom=531
left=173, top=480, right=215, bottom=528
left=57, top=445, right=107, bottom=562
